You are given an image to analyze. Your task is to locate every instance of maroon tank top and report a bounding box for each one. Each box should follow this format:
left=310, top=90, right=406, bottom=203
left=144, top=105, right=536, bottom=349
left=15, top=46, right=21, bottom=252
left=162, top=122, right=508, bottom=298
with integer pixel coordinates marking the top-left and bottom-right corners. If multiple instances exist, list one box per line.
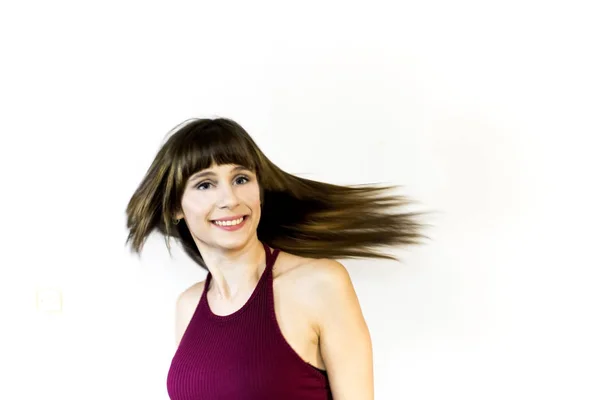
left=166, top=242, right=333, bottom=400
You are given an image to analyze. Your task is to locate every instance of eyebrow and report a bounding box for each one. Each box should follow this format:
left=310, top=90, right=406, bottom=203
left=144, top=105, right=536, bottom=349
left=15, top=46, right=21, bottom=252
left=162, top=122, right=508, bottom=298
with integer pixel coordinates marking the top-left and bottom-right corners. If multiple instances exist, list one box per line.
left=188, top=166, right=252, bottom=182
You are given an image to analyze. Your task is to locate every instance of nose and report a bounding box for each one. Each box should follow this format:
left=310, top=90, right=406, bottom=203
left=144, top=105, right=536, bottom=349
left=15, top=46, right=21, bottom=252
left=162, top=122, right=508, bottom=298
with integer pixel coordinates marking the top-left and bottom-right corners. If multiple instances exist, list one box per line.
left=217, top=182, right=240, bottom=209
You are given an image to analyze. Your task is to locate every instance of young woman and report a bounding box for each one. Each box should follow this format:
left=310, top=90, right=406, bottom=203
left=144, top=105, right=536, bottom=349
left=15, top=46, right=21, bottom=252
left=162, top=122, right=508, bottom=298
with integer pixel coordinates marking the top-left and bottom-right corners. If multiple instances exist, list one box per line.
left=125, top=118, right=427, bottom=400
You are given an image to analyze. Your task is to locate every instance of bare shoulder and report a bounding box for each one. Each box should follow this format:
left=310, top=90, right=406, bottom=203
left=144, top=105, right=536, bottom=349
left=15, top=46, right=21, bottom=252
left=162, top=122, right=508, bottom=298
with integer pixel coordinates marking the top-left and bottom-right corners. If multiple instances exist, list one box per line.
left=302, top=258, right=351, bottom=285
left=275, top=252, right=356, bottom=311
left=299, top=258, right=357, bottom=307
left=179, top=280, right=206, bottom=299
left=174, top=280, right=206, bottom=347
left=275, top=251, right=348, bottom=280
left=298, top=258, right=372, bottom=399
left=277, top=252, right=351, bottom=288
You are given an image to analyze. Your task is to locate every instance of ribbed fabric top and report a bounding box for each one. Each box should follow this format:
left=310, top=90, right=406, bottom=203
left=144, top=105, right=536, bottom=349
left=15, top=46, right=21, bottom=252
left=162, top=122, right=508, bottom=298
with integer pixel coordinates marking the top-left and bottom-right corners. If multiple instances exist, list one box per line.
left=166, top=242, right=333, bottom=400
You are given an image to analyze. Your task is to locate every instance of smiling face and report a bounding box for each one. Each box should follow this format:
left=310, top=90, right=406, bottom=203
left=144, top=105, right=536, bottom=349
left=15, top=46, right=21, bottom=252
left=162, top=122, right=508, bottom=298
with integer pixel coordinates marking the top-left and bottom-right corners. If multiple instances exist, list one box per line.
left=175, top=163, right=262, bottom=252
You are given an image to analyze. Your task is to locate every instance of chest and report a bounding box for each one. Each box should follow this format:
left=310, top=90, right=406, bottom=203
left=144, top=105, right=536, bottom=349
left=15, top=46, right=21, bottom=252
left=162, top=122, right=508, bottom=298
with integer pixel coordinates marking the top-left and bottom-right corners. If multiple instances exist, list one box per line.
left=167, top=258, right=331, bottom=400
left=205, top=271, right=322, bottom=367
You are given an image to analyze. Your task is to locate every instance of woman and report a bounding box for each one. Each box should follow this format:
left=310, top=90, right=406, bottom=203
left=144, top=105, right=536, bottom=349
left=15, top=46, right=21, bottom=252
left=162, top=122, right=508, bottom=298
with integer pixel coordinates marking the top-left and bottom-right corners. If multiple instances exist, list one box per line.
left=125, top=118, right=427, bottom=400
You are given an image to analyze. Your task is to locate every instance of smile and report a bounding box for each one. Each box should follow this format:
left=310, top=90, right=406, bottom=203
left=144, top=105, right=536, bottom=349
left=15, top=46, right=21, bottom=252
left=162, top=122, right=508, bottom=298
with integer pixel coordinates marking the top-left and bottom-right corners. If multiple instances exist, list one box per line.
left=212, top=217, right=245, bottom=227
left=210, top=215, right=249, bottom=231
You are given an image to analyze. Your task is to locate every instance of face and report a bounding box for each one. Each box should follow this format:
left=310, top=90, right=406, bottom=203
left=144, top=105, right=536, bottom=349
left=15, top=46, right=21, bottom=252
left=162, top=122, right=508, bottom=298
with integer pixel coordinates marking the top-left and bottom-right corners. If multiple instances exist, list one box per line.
left=175, top=163, right=261, bottom=251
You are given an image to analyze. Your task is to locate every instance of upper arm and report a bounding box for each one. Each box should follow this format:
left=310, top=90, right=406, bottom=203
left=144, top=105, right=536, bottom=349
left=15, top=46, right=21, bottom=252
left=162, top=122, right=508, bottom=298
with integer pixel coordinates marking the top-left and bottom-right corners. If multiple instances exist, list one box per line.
left=313, top=259, right=374, bottom=400
left=175, top=280, right=205, bottom=348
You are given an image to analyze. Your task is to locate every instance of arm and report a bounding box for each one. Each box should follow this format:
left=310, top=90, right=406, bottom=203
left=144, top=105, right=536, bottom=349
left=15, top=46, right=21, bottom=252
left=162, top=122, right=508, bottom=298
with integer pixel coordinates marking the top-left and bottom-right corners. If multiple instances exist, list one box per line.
left=313, top=259, right=374, bottom=400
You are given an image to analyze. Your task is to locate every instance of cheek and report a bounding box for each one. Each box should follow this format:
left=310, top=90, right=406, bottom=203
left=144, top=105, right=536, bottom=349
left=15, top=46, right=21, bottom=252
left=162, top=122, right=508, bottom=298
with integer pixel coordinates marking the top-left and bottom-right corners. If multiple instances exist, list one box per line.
left=181, top=192, right=212, bottom=219
left=241, top=185, right=262, bottom=208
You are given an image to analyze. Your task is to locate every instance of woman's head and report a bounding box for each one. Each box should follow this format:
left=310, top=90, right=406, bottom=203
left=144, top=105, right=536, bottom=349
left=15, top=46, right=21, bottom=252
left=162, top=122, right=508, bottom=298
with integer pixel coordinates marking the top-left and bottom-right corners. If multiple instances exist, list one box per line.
left=126, top=117, right=429, bottom=269
left=161, top=118, right=269, bottom=253
left=175, top=162, right=262, bottom=254
left=125, top=118, right=282, bottom=263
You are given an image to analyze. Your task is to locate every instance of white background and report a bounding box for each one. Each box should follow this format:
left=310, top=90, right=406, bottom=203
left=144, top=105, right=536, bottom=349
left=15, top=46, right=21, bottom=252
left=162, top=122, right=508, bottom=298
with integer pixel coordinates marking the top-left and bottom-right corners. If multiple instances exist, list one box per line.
left=1, top=1, right=599, bottom=399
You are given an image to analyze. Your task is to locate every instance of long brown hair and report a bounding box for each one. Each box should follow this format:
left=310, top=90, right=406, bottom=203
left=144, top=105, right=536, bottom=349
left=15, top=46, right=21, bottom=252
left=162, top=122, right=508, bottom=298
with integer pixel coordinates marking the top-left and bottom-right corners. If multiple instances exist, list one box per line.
left=125, top=117, right=430, bottom=269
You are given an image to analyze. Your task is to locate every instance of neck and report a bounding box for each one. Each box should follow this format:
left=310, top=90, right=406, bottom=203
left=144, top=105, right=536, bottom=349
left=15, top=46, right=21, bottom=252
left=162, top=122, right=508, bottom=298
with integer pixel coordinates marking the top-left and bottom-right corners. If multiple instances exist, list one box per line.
left=198, top=238, right=266, bottom=301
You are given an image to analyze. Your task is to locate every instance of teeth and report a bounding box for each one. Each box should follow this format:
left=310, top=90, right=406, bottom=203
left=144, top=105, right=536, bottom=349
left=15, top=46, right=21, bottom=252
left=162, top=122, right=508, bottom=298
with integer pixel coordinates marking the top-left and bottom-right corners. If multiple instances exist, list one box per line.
left=213, top=217, right=244, bottom=226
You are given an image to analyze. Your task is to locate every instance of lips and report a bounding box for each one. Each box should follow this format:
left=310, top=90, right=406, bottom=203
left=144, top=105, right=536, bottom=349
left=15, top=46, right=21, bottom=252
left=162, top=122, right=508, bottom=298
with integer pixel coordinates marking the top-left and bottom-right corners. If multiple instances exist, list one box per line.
left=210, top=215, right=248, bottom=230
left=210, top=215, right=247, bottom=222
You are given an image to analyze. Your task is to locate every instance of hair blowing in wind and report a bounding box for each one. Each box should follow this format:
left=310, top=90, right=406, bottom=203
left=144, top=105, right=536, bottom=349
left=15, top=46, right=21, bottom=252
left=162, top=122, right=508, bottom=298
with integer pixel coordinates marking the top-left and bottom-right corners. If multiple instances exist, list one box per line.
left=125, top=118, right=430, bottom=269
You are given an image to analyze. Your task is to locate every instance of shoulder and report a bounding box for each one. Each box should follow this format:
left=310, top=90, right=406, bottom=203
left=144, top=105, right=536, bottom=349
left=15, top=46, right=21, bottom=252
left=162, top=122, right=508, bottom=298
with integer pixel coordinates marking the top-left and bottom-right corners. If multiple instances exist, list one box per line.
left=177, top=280, right=206, bottom=310
left=174, top=280, right=206, bottom=347
left=275, top=249, right=347, bottom=277
left=307, top=258, right=351, bottom=283
left=301, top=258, right=356, bottom=306
left=292, top=257, right=352, bottom=293
left=275, top=252, right=351, bottom=288
left=276, top=253, right=356, bottom=313
left=293, top=258, right=365, bottom=333
left=300, top=260, right=373, bottom=398
left=179, top=280, right=206, bottom=299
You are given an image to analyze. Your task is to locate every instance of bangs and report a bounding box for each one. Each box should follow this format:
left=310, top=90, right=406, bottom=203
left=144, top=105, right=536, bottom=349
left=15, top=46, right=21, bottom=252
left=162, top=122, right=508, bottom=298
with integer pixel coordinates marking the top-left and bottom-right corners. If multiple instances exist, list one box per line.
left=171, top=119, right=260, bottom=184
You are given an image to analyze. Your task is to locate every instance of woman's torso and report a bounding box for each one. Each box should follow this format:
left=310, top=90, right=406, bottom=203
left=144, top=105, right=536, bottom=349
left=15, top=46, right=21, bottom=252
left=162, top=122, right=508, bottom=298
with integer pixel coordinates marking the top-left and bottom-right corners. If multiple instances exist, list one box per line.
left=167, top=245, right=331, bottom=399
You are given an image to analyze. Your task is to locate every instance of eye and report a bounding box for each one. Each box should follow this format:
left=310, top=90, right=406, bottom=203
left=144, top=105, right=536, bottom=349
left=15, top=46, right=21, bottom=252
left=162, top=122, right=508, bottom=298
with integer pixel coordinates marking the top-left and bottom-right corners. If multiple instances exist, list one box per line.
left=234, top=175, right=250, bottom=185
left=195, top=181, right=213, bottom=190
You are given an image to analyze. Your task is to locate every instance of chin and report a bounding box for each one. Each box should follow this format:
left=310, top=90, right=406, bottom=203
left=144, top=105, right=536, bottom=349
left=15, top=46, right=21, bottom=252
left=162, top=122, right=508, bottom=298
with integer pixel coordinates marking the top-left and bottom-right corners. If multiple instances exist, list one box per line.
left=195, top=216, right=259, bottom=250
left=211, top=224, right=254, bottom=246
left=213, top=236, right=253, bottom=251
